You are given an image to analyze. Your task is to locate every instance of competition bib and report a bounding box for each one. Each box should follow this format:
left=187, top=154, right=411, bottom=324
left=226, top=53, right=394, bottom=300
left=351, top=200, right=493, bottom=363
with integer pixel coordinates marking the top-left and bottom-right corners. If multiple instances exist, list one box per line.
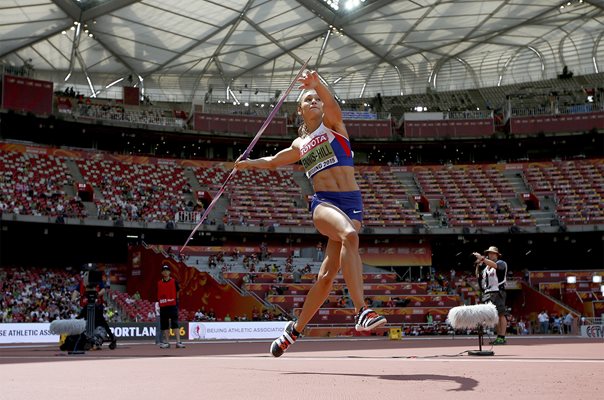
left=300, top=133, right=338, bottom=178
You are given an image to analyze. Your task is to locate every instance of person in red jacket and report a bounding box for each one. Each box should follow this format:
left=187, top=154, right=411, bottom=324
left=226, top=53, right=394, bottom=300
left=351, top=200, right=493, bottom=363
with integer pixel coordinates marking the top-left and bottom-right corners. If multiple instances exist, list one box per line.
left=157, top=265, right=185, bottom=348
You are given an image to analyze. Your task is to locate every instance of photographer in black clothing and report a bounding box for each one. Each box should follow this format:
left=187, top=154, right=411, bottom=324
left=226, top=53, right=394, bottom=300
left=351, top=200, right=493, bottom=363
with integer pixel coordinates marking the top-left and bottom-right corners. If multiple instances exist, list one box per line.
left=78, top=268, right=117, bottom=349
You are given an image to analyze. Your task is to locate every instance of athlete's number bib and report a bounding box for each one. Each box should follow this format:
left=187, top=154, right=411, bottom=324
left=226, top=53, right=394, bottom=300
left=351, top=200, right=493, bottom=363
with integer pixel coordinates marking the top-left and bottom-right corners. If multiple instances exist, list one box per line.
left=300, top=133, right=338, bottom=178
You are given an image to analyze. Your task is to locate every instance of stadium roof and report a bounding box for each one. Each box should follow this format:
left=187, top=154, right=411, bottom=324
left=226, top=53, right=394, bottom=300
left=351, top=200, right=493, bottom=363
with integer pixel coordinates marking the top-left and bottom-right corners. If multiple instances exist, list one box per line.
left=1, top=0, right=603, bottom=102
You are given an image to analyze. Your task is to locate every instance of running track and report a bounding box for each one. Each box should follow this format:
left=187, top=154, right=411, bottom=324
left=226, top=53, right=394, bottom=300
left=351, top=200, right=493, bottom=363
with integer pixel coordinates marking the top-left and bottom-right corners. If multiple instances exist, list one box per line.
left=1, top=336, right=602, bottom=399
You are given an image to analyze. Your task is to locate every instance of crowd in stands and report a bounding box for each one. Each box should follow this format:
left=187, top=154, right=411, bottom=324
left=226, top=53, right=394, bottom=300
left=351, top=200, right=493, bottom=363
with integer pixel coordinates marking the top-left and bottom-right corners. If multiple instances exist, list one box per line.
left=208, top=250, right=314, bottom=277
left=1, top=144, right=601, bottom=230
left=0, top=152, right=87, bottom=220
left=0, top=267, right=83, bottom=323
left=77, top=159, right=190, bottom=224
left=191, top=306, right=287, bottom=323
left=0, top=267, right=129, bottom=324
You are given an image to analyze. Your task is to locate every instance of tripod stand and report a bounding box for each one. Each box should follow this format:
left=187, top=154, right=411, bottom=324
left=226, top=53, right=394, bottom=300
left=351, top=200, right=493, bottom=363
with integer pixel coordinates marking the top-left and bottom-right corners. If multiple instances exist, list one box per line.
left=468, top=324, right=494, bottom=356
left=67, top=291, right=97, bottom=355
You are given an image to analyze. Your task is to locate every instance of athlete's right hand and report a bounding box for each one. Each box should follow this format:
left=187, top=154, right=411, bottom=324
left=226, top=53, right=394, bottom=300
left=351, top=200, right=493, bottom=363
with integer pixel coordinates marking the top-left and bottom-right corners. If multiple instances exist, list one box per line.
left=298, top=70, right=320, bottom=90
left=235, top=159, right=252, bottom=170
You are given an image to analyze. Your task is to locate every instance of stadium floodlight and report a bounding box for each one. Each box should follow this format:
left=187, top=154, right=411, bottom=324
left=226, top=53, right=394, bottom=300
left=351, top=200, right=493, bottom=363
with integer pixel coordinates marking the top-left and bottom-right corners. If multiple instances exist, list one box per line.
left=359, top=83, right=366, bottom=98
left=105, top=77, right=124, bottom=89
left=228, top=88, right=240, bottom=105
left=566, top=276, right=577, bottom=284
left=345, top=0, right=360, bottom=10
left=86, top=76, right=96, bottom=98
left=322, top=0, right=340, bottom=11
left=593, top=275, right=602, bottom=283
left=324, top=0, right=366, bottom=11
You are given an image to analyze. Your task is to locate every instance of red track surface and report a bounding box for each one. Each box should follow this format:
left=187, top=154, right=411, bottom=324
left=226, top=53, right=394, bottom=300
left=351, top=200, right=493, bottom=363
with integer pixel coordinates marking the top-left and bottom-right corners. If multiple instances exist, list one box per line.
left=1, top=337, right=602, bottom=399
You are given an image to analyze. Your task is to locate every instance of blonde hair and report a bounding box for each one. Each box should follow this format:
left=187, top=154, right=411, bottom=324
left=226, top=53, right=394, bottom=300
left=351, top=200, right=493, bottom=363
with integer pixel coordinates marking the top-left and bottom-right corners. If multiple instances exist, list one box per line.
left=298, top=123, right=309, bottom=138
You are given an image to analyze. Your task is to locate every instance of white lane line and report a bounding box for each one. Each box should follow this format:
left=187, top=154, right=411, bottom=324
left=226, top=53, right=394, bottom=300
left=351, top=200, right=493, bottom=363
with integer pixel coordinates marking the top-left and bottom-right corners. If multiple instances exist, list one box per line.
left=0, top=355, right=602, bottom=364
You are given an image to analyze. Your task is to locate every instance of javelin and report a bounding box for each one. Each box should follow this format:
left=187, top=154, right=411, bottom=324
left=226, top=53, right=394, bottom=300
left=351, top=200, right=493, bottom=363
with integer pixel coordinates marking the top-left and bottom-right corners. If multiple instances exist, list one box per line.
left=180, top=57, right=311, bottom=253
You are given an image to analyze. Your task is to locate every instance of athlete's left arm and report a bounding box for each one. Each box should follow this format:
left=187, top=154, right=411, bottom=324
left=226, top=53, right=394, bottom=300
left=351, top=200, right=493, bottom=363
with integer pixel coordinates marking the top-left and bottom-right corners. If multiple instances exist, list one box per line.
left=299, top=71, right=347, bottom=135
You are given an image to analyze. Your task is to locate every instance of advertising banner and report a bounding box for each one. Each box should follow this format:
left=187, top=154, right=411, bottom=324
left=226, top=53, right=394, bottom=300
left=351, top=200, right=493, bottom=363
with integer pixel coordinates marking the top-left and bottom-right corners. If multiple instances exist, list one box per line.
left=580, top=325, right=604, bottom=339
left=109, top=323, right=158, bottom=341
left=2, top=75, right=53, bottom=115
left=189, top=321, right=287, bottom=340
left=0, top=322, right=181, bottom=343
left=0, top=323, right=58, bottom=344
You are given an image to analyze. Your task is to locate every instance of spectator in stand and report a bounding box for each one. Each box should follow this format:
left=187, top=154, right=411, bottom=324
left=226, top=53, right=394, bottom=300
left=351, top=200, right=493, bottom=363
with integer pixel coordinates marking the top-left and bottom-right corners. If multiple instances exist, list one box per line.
left=194, top=308, right=205, bottom=321
left=563, top=313, right=574, bottom=335
left=293, top=268, right=302, bottom=284
left=260, top=242, right=268, bottom=261
left=157, top=265, right=185, bottom=349
left=523, top=269, right=530, bottom=282
left=316, top=241, right=324, bottom=261
left=517, top=317, right=528, bottom=335
left=538, top=310, right=549, bottom=334
left=553, top=315, right=563, bottom=334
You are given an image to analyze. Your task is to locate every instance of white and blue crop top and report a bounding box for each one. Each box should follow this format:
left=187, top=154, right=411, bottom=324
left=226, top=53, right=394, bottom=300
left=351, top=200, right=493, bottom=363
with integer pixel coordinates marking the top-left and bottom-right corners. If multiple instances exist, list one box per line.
left=299, top=123, right=354, bottom=179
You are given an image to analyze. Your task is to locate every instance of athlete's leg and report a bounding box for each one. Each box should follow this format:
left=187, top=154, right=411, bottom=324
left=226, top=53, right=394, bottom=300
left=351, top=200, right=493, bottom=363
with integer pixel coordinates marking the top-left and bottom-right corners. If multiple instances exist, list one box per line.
left=293, top=238, right=341, bottom=332
left=270, top=238, right=342, bottom=357
left=312, top=203, right=365, bottom=313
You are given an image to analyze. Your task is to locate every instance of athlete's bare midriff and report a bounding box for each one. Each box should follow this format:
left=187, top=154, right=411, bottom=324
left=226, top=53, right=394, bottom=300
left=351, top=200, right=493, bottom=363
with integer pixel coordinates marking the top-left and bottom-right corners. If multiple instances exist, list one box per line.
left=310, top=165, right=359, bottom=192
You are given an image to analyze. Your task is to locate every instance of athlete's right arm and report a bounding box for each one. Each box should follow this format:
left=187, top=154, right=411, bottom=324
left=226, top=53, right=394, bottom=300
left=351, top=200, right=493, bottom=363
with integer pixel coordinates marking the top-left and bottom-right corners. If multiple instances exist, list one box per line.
left=235, top=140, right=300, bottom=170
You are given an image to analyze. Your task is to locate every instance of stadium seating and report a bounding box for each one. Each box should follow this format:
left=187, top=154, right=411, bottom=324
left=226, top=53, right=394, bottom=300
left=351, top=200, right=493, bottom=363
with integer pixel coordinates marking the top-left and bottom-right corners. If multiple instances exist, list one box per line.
left=294, top=306, right=450, bottom=324
left=76, top=158, right=189, bottom=222
left=1, top=144, right=602, bottom=229
left=356, top=169, right=423, bottom=227
left=524, top=160, right=604, bottom=225
left=0, top=267, right=82, bottom=323
left=108, top=290, right=194, bottom=322
left=235, top=276, right=463, bottom=324
left=0, top=150, right=85, bottom=218
left=195, top=166, right=313, bottom=227
left=415, top=164, right=535, bottom=227
left=64, top=98, right=185, bottom=128
left=223, top=272, right=399, bottom=285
